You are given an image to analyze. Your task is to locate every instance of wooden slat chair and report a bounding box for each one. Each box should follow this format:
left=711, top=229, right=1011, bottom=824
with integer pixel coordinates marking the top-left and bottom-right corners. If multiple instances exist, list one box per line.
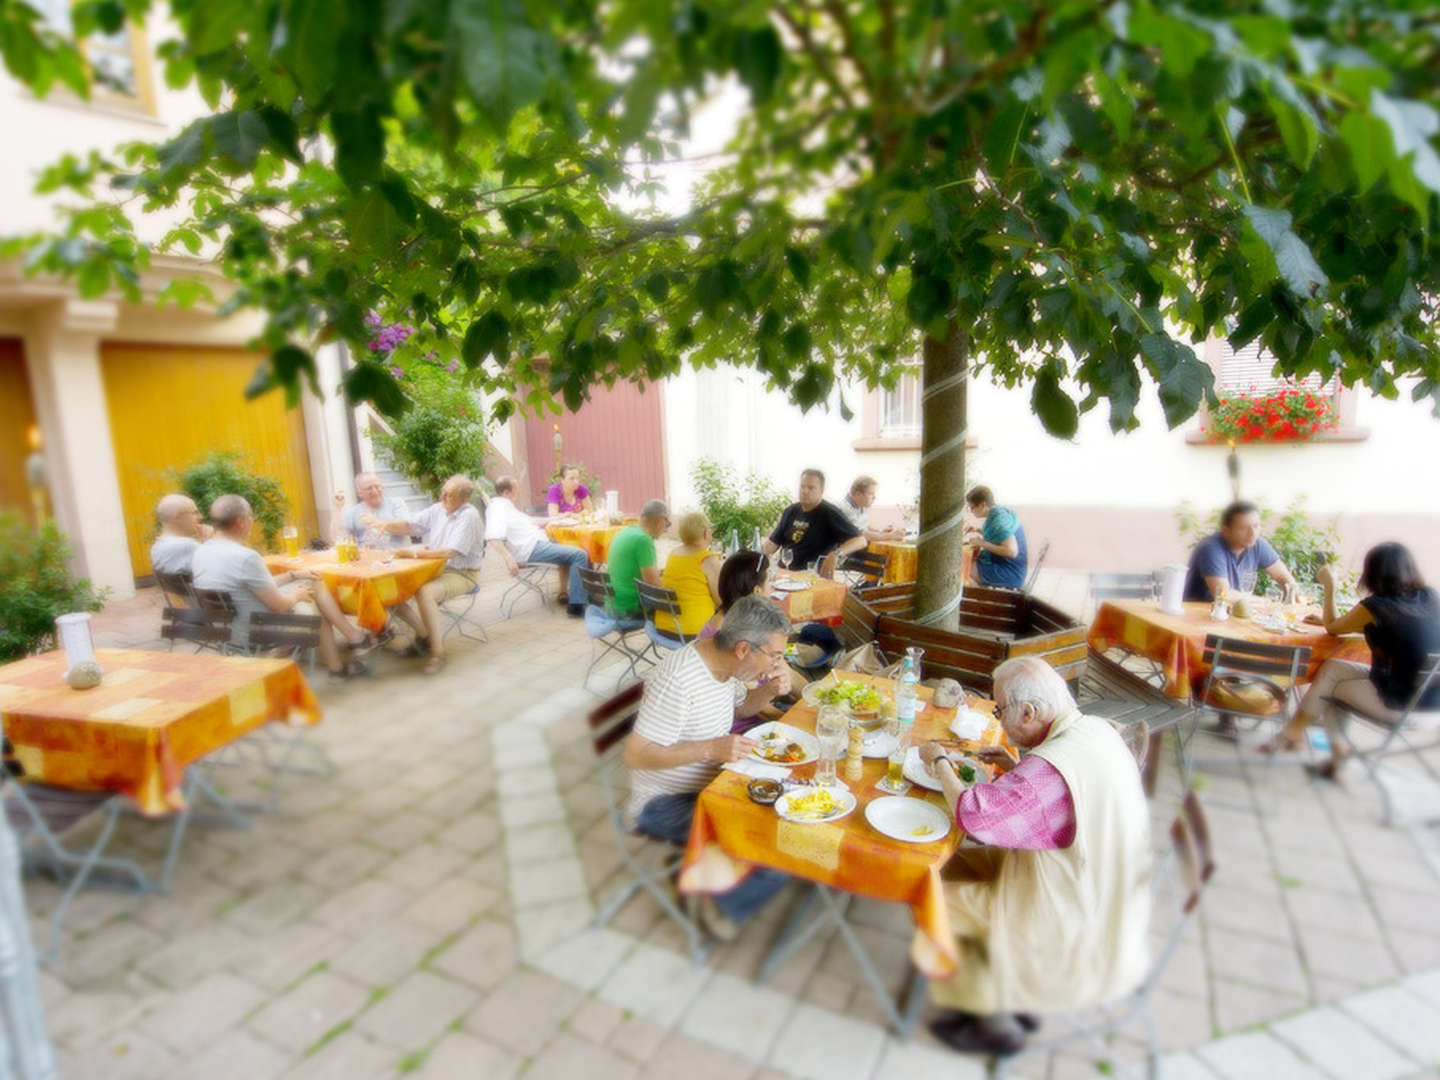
left=578, top=567, right=650, bottom=693
left=837, top=590, right=881, bottom=651
left=875, top=614, right=1009, bottom=697
left=838, top=551, right=888, bottom=591
left=1079, top=647, right=1194, bottom=796
left=153, top=569, right=197, bottom=608
left=634, top=581, right=693, bottom=669
left=587, top=683, right=708, bottom=962
left=1322, top=650, right=1440, bottom=826
left=248, top=610, right=323, bottom=666
left=993, top=792, right=1214, bottom=1080
left=160, top=607, right=236, bottom=655
left=191, top=587, right=237, bottom=616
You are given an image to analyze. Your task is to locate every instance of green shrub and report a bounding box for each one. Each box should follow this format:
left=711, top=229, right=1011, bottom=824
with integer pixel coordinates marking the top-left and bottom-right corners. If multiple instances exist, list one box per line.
left=0, top=513, right=108, bottom=663
left=1176, top=497, right=1348, bottom=595
left=174, top=451, right=290, bottom=549
left=371, top=373, right=489, bottom=499
left=690, top=459, right=792, bottom=547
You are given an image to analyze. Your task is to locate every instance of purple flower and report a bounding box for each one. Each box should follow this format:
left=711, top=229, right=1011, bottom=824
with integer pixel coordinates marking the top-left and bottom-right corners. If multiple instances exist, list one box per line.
left=390, top=365, right=405, bottom=379
left=445, top=359, right=459, bottom=374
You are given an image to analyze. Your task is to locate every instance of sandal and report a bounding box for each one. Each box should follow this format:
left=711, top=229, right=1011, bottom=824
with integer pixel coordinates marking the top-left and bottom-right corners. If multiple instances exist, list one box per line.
left=327, top=659, right=371, bottom=680
left=422, top=655, right=445, bottom=675
left=1257, top=733, right=1303, bottom=755
left=348, top=632, right=380, bottom=656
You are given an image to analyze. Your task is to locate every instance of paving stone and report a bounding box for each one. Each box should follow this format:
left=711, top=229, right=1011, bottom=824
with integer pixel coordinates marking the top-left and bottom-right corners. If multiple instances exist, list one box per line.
left=524, top=1031, right=640, bottom=1080
left=328, top=921, right=446, bottom=989
left=410, top=1031, right=521, bottom=1080
left=533, top=926, right=635, bottom=992
left=504, top=820, right=579, bottom=864
left=466, top=969, right=586, bottom=1057
left=134, top=922, right=253, bottom=990
left=309, top=877, right=412, bottom=935
left=60, top=1030, right=177, bottom=1080
left=567, top=995, right=627, bottom=1045
left=296, top=840, right=390, bottom=890
left=498, top=789, right=567, bottom=829
left=281, top=1029, right=395, bottom=1080
left=765, top=1001, right=886, bottom=1080
left=225, top=880, right=327, bottom=937
left=508, top=856, right=589, bottom=908
left=209, top=840, right=314, bottom=890
left=1211, top=978, right=1307, bottom=1033
left=46, top=989, right=155, bottom=1050
left=428, top=919, right=518, bottom=991
left=135, top=971, right=268, bottom=1055
left=1342, top=984, right=1440, bottom=1064
left=597, top=941, right=713, bottom=1028
left=513, top=897, right=595, bottom=960
left=1196, top=1030, right=1329, bottom=1080
left=401, top=875, right=501, bottom=934
left=56, top=918, right=167, bottom=987
left=375, top=842, right=470, bottom=893
left=1372, top=885, right=1440, bottom=935
left=872, top=1037, right=989, bottom=1080
left=165, top=1027, right=291, bottom=1080
left=1293, top=921, right=1400, bottom=982
left=353, top=969, right=481, bottom=1051
left=492, top=740, right=552, bottom=770
left=1271, top=1005, right=1416, bottom=1080
left=1205, top=927, right=1310, bottom=996
left=431, top=810, right=501, bottom=855
left=230, top=920, right=341, bottom=992
left=247, top=970, right=371, bottom=1054
left=496, top=763, right=560, bottom=799
left=608, top=1015, right=673, bottom=1064
left=679, top=972, right=797, bottom=1064
left=1284, top=885, right=1385, bottom=937
left=1155, top=1052, right=1223, bottom=1080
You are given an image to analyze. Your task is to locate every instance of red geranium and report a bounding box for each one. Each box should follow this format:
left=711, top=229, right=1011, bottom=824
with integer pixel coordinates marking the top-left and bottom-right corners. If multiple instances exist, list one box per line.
left=1209, top=381, right=1336, bottom=444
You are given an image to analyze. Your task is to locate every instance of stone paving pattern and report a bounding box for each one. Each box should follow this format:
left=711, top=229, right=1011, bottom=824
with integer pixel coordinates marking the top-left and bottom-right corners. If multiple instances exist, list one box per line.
left=18, top=565, right=1440, bottom=1078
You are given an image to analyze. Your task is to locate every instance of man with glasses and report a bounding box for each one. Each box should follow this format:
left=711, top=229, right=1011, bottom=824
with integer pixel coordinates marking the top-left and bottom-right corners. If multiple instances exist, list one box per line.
left=915, top=656, right=1152, bottom=1057
left=623, top=595, right=795, bottom=940
left=607, top=498, right=671, bottom=619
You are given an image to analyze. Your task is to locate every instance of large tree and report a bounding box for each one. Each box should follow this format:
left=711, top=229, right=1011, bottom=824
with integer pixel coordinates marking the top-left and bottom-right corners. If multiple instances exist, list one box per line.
left=4, top=0, right=1438, bottom=625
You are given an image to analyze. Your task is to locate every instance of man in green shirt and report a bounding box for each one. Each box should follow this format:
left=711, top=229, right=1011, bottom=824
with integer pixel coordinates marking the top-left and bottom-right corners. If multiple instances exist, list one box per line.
left=608, top=499, right=671, bottom=617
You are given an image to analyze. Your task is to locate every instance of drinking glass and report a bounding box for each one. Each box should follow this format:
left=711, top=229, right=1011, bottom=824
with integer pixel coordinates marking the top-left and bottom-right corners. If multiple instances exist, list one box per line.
left=815, top=706, right=847, bottom=786
left=778, top=547, right=794, bottom=573
left=281, top=525, right=300, bottom=558
left=1237, top=569, right=1257, bottom=596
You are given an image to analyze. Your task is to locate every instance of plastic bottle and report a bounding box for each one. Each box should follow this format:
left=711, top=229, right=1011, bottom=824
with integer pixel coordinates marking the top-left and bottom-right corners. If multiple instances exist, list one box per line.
left=896, top=651, right=920, bottom=730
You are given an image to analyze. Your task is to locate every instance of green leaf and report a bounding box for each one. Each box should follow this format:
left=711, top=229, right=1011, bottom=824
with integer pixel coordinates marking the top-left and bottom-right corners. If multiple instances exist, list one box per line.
left=461, top=310, right=509, bottom=368
left=451, top=0, right=550, bottom=128
left=1128, top=4, right=1210, bottom=79
left=732, top=26, right=782, bottom=105
left=284, top=0, right=344, bottom=105
left=1031, top=367, right=1078, bottom=439
left=155, top=121, right=207, bottom=179
left=332, top=108, right=386, bottom=186
left=266, top=344, right=320, bottom=405
left=187, top=1, right=248, bottom=55
left=1157, top=356, right=1214, bottom=428
left=1269, top=98, right=1317, bottom=169
left=346, top=190, right=405, bottom=254
left=783, top=247, right=810, bottom=289
left=211, top=110, right=268, bottom=170
left=1242, top=205, right=1328, bottom=296
left=643, top=272, right=670, bottom=303
left=1371, top=90, right=1440, bottom=195
left=1339, top=111, right=1393, bottom=192
left=342, top=361, right=409, bottom=416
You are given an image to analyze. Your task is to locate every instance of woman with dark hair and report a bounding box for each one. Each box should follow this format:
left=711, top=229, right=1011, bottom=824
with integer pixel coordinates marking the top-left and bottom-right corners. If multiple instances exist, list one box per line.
left=698, top=550, right=771, bottom=640
left=1266, top=542, right=1440, bottom=777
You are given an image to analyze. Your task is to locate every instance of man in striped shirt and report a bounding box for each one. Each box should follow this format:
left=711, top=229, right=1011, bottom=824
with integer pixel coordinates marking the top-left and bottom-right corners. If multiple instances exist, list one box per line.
left=624, top=595, right=795, bottom=939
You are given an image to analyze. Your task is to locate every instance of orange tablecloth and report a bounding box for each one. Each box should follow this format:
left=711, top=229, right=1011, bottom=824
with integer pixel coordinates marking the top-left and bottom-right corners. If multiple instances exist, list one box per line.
left=1088, top=600, right=1372, bottom=700
left=264, top=550, right=445, bottom=632
left=545, top=521, right=629, bottom=564
left=769, top=572, right=848, bottom=625
left=0, top=649, right=320, bottom=815
left=681, top=671, right=1003, bottom=980
left=870, top=541, right=917, bottom=585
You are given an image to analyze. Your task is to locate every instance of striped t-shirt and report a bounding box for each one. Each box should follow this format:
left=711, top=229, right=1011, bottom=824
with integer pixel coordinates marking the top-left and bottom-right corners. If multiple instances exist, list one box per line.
left=627, top=644, right=746, bottom=823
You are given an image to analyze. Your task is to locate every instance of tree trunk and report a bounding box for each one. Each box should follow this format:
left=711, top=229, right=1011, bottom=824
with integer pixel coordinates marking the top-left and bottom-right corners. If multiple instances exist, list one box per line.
left=914, top=320, right=969, bottom=630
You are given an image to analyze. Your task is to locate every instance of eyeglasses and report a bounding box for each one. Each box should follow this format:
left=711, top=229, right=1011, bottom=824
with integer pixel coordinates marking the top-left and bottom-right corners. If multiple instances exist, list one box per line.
left=994, top=700, right=1031, bottom=720
left=754, top=644, right=787, bottom=664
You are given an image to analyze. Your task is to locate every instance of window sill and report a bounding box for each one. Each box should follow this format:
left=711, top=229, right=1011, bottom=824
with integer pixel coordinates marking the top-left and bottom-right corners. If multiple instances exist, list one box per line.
left=20, top=87, right=162, bottom=124
left=852, top=434, right=978, bottom=452
left=1184, top=426, right=1371, bottom=446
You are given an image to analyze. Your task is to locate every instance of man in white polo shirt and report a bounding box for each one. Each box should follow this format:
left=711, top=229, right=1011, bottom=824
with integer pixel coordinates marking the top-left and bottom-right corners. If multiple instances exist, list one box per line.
left=622, top=594, right=795, bottom=939
left=149, top=492, right=212, bottom=576
left=397, top=474, right=485, bottom=674
left=484, top=475, right=591, bottom=615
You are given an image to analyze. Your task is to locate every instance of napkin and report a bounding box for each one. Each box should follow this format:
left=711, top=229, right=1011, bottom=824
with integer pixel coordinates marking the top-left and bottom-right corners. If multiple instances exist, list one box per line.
left=723, top=759, right=791, bottom=781
left=950, top=709, right=990, bottom=741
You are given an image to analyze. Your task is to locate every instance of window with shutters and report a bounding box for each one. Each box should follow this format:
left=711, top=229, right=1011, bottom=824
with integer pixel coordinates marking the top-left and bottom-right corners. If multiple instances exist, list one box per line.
left=27, top=0, right=155, bottom=114
left=878, top=371, right=922, bottom=438
left=1216, top=340, right=1339, bottom=396
left=1188, top=338, right=1366, bottom=443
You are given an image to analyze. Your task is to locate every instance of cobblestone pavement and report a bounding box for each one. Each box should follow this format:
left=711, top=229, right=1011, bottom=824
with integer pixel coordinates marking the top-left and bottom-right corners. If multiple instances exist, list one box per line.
left=21, top=567, right=1440, bottom=1078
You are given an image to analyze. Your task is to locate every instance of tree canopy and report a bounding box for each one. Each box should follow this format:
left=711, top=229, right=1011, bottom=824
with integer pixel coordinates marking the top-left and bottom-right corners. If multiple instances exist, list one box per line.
left=3, top=0, right=1439, bottom=430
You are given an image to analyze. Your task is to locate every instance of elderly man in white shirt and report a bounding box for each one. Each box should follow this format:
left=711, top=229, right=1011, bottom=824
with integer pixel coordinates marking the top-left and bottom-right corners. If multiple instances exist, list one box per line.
left=338, top=472, right=414, bottom=548
left=396, top=474, right=485, bottom=674
left=149, top=492, right=213, bottom=576
left=484, top=475, right=591, bottom=616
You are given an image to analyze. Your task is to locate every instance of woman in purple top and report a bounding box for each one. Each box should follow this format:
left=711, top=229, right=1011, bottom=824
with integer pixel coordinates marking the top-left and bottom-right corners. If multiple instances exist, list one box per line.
left=545, top=464, right=593, bottom=517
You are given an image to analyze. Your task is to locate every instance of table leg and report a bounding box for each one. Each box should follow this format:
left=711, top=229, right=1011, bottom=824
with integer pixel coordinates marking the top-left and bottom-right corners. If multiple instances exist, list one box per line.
left=756, top=882, right=823, bottom=981
left=817, top=886, right=907, bottom=1033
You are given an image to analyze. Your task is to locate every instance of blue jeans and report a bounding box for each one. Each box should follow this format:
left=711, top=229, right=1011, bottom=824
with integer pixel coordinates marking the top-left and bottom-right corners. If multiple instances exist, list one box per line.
left=528, top=540, right=589, bottom=604
left=635, top=792, right=788, bottom=924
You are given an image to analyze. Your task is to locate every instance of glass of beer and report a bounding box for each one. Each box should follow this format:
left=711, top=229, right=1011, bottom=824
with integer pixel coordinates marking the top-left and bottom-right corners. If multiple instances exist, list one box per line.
left=282, top=525, right=300, bottom=558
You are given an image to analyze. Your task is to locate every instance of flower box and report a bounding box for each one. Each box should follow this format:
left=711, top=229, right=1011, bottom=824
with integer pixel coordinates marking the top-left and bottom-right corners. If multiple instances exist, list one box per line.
left=1206, top=384, right=1336, bottom=444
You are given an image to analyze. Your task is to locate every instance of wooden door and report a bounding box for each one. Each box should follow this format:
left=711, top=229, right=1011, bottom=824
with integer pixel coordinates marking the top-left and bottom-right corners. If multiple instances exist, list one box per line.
left=0, top=339, right=38, bottom=516
left=100, top=343, right=318, bottom=578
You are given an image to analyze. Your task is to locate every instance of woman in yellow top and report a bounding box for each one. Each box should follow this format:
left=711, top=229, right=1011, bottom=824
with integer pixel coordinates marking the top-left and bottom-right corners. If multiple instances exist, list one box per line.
left=655, top=511, right=723, bottom=638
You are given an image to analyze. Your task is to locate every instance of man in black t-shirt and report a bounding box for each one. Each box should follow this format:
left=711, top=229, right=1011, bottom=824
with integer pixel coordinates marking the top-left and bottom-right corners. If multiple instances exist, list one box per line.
left=762, top=468, right=866, bottom=579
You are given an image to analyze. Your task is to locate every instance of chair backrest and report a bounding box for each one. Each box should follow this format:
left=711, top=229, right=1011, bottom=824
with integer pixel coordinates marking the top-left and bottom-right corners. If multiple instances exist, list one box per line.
left=1088, top=572, right=1157, bottom=602
left=192, top=587, right=238, bottom=614
left=154, top=569, right=196, bottom=608
left=160, top=607, right=235, bottom=649
left=636, top=581, right=692, bottom=643
left=1202, top=634, right=1310, bottom=681
left=579, top=566, right=617, bottom=606
left=1402, top=651, right=1440, bottom=717
left=1022, top=540, right=1050, bottom=594
left=587, top=681, right=644, bottom=758
left=840, top=551, right=888, bottom=587
left=247, top=610, right=322, bottom=653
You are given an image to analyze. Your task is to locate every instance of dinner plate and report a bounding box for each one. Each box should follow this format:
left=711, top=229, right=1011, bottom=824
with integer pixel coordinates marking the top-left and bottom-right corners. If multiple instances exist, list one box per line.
left=901, top=746, right=987, bottom=792
left=771, top=578, right=810, bottom=592
left=865, top=796, right=952, bottom=843
left=746, top=721, right=820, bottom=767
left=1252, top=615, right=1289, bottom=634
left=775, top=785, right=857, bottom=824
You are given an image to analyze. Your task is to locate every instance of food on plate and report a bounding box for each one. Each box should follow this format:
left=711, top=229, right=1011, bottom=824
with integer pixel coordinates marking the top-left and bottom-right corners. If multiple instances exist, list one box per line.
left=747, top=778, right=783, bottom=805
left=910, top=825, right=936, bottom=838
left=755, top=735, right=808, bottom=763
left=815, top=681, right=884, bottom=713
left=784, top=787, right=841, bottom=820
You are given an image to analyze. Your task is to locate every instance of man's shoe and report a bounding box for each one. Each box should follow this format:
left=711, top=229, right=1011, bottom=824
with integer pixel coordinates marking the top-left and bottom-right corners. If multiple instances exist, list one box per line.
left=928, top=1013, right=1027, bottom=1056
left=567, top=603, right=585, bottom=618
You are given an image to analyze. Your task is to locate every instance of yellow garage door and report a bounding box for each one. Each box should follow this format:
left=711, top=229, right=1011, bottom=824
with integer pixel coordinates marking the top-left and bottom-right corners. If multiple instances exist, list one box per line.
left=101, top=342, right=319, bottom=579
left=0, top=339, right=38, bottom=517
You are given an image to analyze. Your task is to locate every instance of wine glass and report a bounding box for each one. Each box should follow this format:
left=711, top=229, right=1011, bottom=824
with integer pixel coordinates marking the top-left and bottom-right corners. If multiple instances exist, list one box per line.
left=1237, top=569, right=1257, bottom=597
left=778, top=547, right=794, bottom=574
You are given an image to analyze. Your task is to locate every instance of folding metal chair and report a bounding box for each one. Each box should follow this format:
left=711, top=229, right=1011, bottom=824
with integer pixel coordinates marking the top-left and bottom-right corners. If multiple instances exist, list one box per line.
left=578, top=568, right=649, bottom=693
left=501, top=564, right=554, bottom=618
left=839, top=551, right=889, bottom=591
left=992, top=792, right=1214, bottom=1079
left=160, top=607, right=236, bottom=655
left=244, top=613, right=335, bottom=788
left=153, top=569, right=197, bottom=608
left=634, top=581, right=694, bottom=667
left=441, top=582, right=488, bottom=644
left=1322, top=650, right=1440, bottom=826
left=587, top=684, right=708, bottom=963
left=1021, top=540, right=1050, bottom=595
left=1087, top=571, right=1157, bottom=616
left=1079, top=648, right=1192, bottom=798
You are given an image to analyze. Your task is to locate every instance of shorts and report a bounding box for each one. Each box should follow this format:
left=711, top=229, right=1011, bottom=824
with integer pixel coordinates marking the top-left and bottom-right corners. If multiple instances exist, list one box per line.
left=435, top=569, right=481, bottom=601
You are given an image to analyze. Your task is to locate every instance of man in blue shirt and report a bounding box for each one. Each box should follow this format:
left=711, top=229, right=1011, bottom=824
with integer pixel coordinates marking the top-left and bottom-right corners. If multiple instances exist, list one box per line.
left=1183, top=501, right=1296, bottom=602
left=964, top=486, right=1029, bottom=590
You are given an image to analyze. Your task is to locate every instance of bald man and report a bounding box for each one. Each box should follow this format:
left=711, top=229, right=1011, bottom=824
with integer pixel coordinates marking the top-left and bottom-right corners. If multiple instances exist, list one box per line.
left=339, top=473, right=413, bottom=549
left=150, top=493, right=213, bottom=575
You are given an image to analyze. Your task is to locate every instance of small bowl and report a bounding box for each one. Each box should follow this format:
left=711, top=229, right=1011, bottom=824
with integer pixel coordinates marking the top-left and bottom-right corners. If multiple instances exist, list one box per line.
left=747, top=778, right=784, bottom=805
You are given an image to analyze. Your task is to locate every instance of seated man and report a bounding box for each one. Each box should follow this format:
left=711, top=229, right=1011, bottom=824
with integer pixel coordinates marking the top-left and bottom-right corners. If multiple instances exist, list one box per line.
left=623, top=595, right=795, bottom=938
left=397, top=474, right=486, bottom=673
left=608, top=499, right=670, bottom=619
left=485, top=476, right=591, bottom=617
left=193, top=494, right=373, bottom=678
left=842, top=475, right=902, bottom=542
left=1182, top=500, right=1295, bottom=602
left=964, top=486, right=1028, bottom=589
left=150, top=493, right=212, bottom=576
left=761, top=468, right=865, bottom=578
left=917, top=657, right=1152, bottom=1056
left=340, top=472, right=414, bottom=547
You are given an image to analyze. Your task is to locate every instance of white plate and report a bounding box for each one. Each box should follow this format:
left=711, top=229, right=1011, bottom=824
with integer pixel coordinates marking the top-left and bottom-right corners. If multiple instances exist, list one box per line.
left=771, top=578, right=810, bottom=592
left=775, top=785, right=857, bottom=824
left=1253, top=615, right=1288, bottom=634
left=865, top=796, right=952, bottom=843
left=747, top=722, right=820, bottom=767
left=902, top=746, right=988, bottom=792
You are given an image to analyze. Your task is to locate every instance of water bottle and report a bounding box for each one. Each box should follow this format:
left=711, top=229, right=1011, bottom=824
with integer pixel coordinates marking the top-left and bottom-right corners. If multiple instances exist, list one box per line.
left=1306, top=727, right=1331, bottom=754
left=896, top=650, right=920, bottom=731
